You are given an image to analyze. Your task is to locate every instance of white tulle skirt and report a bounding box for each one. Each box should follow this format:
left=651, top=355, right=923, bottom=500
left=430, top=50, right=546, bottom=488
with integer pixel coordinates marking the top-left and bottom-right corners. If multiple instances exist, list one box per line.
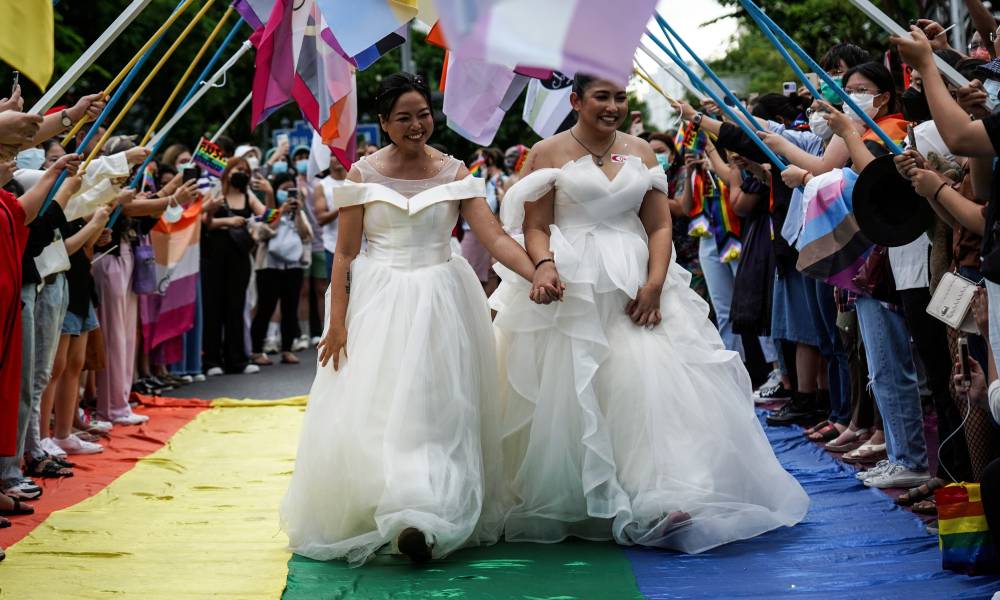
left=490, top=227, right=809, bottom=553
left=279, top=254, right=504, bottom=565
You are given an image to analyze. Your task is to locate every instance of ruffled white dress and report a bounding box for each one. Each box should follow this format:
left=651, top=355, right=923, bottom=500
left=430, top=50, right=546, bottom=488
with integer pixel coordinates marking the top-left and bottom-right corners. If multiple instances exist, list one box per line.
left=279, top=157, right=505, bottom=565
left=491, top=155, right=809, bottom=553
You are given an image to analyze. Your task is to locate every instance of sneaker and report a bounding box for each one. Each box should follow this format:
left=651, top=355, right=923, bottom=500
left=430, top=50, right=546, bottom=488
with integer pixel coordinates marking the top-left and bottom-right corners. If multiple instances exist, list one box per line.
left=3, top=479, right=42, bottom=500
left=242, top=364, right=260, bottom=375
left=86, top=418, right=113, bottom=434
left=291, top=335, right=310, bottom=352
left=765, top=394, right=824, bottom=426
left=41, top=437, right=67, bottom=458
left=112, top=412, right=150, bottom=426
left=193, top=374, right=206, bottom=382
left=206, top=367, right=224, bottom=377
left=53, top=434, right=103, bottom=455
left=855, top=459, right=891, bottom=481
left=753, top=370, right=792, bottom=404
left=263, top=338, right=279, bottom=354
left=177, top=375, right=194, bottom=384
left=310, top=336, right=322, bottom=346
left=864, top=464, right=931, bottom=489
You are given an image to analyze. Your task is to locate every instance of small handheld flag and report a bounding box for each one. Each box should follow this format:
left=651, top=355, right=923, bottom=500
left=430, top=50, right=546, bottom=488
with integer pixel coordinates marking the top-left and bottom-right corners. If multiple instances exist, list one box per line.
left=191, top=137, right=228, bottom=178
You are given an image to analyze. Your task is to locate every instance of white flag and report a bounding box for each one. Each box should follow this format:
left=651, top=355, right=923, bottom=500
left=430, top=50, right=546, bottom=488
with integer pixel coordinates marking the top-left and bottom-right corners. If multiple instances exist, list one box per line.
left=522, top=71, right=573, bottom=138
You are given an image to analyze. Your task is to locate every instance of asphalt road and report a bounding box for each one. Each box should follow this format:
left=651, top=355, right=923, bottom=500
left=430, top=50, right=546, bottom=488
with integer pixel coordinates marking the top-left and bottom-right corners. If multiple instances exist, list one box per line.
left=161, top=348, right=317, bottom=401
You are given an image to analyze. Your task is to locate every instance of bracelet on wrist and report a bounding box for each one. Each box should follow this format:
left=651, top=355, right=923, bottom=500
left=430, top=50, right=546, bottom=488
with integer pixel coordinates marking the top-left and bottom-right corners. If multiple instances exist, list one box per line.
left=932, top=181, right=949, bottom=203
left=534, top=257, right=554, bottom=269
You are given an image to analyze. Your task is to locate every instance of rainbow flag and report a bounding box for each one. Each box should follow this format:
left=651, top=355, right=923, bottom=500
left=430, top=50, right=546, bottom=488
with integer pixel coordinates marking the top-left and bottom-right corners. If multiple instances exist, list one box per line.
left=192, top=138, right=227, bottom=178
left=937, top=483, right=1000, bottom=575
left=138, top=199, right=201, bottom=363
left=256, top=207, right=281, bottom=225
left=687, top=168, right=742, bottom=263
left=141, top=164, right=157, bottom=193
left=469, top=155, right=486, bottom=177
left=675, top=120, right=708, bottom=157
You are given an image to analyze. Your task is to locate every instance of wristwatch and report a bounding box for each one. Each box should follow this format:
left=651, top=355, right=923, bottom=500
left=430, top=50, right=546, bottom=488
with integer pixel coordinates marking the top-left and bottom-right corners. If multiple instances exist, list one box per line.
left=692, top=112, right=704, bottom=129
left=60, top=109, right=72, bottom=128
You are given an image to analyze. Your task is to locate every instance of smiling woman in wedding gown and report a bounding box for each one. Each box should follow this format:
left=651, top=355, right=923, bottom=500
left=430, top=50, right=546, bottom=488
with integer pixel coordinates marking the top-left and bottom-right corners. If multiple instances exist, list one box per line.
left=490, top=74, right=809, bottom=553
left=279, top=72, right=561, bottom=566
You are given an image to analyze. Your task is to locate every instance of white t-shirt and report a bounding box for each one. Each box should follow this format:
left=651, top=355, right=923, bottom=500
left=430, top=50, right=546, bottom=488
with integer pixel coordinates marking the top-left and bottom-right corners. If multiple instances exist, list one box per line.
left=888, top=233, right=930, bottom=291
left=320, top=177, right=345, bottom=254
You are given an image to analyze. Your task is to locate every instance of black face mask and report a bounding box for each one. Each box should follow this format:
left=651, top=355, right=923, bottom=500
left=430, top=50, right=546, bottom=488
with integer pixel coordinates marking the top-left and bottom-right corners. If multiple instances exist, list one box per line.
left=229, top=171, right=249, bottom=190
left=901, top=87, right=931, bottom=123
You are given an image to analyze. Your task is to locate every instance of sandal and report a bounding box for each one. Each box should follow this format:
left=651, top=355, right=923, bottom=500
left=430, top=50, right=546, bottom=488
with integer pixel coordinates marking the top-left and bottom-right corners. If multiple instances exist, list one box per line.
left=895, top=477, right=945, bottom=506
left=803, top=420, right=830, bottom=437
left=0, top=496, right=34, bottom=516
left=0, top=517, right=9, bottom=529
left=842, top=442, right=887, bottom=464
left=825, top=428, right=871, bottom=453
left=50, top=455, right=75, bottom=469
left=912, top=498, right=938, bottom=515
left=26, top=456, right=73, bottom=479
left=251, top=354, right=273, bottom=367
left=808, top=423, right=842, bottom=442
left=281, top=352, right=300, bottom=365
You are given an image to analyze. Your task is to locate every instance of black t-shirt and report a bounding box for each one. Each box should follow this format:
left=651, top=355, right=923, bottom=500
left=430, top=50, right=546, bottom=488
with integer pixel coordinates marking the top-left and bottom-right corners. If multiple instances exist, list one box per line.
left=64, top=219, right=96, bottom=318
left=978, top=113, right=1000, bottom=282
left=22, top=203, right=67, bottom=285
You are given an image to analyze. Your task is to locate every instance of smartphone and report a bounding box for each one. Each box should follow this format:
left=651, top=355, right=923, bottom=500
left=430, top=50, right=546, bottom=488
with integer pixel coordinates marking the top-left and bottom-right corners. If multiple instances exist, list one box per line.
left=286, top=187, right=298, bottom=200
left=11, top=70, right=18, bottom=95
left=182, top=166, right=199, bottom=183
left=782, top=81, right=797, bottom=96
left=959, top=336, right=971, bottom=389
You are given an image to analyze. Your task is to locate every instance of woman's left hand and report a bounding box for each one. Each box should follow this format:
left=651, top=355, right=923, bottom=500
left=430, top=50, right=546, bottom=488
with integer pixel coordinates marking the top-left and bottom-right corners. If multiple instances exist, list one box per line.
left=819, top=101, right=854, bottom=138
left=530, top=262, right=565, bottom=304
left=626, top=283, right=662, bottom=327
left=909, top=167, right=946, bottom=198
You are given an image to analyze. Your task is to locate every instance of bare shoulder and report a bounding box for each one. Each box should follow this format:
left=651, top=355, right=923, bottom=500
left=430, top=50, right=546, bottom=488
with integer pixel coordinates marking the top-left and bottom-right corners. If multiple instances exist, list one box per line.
left=346, top=164, right=364, bottom=183
left=525, top=132, right=574, bottom=172
left=621, top=133, right=657, bottom=167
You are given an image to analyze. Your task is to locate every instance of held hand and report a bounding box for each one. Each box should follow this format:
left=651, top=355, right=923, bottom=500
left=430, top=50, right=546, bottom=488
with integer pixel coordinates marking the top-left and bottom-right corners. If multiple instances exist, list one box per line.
left=889, top=26, right=936, bottom=70
left=317, top=325, right=348, bottom=370
left=175, top=179, right=198, bottom=205
left=0, top=85, right=23, bottom=112
left=953, top=356, right=988, bottom=405
left=251, top=174, right=272, bottom=194
left=909, top=167, right=946, bottom=198
left=626, top=283, right=663, bottom=327
left=958, top=80, right=990, bottom=118
left=529, top=261, right=565, bottom=304
left=67, top=92, right=107, bottom=123
left=893, top=149, right=925, bottom=180
left=818, top=101, right=853, bottom=137
left=0, top=110, right=42, bottom=146
left=280, top=199, right=300, bottom=214
left=780, top=164, right=810, bottom=188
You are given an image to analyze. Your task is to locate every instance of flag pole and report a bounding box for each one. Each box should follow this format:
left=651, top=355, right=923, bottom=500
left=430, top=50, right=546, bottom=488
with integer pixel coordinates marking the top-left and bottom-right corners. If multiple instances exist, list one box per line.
left=30, top=0, right=155, bottom=115
left=60, top=0, right=199, bottom=146
left=211, top=92, right=251, bottom=142
left=636, top=42, right=707, bottom=102
left=140, top=6, right=235, bottom=146
left=81, top=0, right=219, bottom=173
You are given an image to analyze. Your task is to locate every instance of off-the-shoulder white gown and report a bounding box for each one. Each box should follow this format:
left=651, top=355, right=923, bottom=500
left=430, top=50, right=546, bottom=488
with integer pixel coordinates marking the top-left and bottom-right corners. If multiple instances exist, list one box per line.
left=279, top=157, right=505, bottom=565
left=490, top=155, right=809, bottom=553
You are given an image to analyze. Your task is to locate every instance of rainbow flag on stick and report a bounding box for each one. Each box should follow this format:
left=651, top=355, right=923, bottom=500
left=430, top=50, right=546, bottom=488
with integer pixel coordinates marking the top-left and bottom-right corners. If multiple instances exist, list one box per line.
left=191, top=137, right=227, bottom=177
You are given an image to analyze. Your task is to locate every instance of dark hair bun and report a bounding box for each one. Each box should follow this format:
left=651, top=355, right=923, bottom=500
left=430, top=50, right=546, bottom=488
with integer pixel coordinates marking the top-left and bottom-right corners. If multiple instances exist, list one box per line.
left=376, top=72, right=433, bottom=119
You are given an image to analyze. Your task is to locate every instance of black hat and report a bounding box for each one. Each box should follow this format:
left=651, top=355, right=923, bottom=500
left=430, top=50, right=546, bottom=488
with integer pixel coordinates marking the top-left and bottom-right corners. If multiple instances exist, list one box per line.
left=852, top=154, right=934, bottom=247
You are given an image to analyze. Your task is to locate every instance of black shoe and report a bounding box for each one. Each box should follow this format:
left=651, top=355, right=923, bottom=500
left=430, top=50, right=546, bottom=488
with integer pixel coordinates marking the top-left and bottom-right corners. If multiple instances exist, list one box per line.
left=144, top=377, right=174, bottom=392
left=397, top=528, right=432, bottom=564
left=766, top=394, right=821, bottom=426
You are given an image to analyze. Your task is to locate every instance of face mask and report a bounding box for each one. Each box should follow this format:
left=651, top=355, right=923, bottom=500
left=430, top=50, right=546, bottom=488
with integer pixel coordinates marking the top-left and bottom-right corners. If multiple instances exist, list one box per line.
left=655, top=152, right=670, bottom=170
left=16, top=148, right=44, bottom=171
left=246, top=156, right=260, bottom=171
left=276, top=189, right=288, bottom=204
left=972, top=47, right=992, bottom=61
left=984, top=79, right=1000, bottom=102
left=295, top=159, right=309, bottom=174
left=846, top=93, right=878, bottom=122
left=271, top=161, right=288, bottom=175
left=808, top=110, right=834, bottom=142
left=163, top=200, right=183, bottom=224
left=901, top=87, right=931, bottom=123
left=819, top=76, right=843, bottom=105
left=229, top=171, right=249, bottom=190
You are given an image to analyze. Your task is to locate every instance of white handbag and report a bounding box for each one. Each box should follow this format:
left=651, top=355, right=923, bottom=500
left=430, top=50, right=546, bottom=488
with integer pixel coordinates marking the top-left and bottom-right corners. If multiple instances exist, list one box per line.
left=926, top=271, right=979, bottom=334
left=34, top=234, right=71, bottom=279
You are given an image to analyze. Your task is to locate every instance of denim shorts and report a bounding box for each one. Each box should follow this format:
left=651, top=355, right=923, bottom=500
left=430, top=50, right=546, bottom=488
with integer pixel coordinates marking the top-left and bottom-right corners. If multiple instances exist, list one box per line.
left=61, top=302, right=99, bottom=336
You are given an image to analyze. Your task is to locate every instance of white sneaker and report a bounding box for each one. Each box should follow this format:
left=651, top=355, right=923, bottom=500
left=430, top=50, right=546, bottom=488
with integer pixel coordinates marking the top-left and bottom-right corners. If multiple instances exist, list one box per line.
left=855, top=459, right=891, bottom=481
left=206, top=367, right=224, bottom=377
left=291, top=335, right=309, bottom=352
left=863, top=463, right=931, bottom=489
left=178, top=375, right=194, bottom=384
left=193, top=374, right=206, bottom=382
left=3, top=479, right=42, bottom=500
left=41, top=437, right=67, bottom=457
left=86, top=418, right=113, bottom=434
left=242, top=364, right=260, bottom=374
left=112, top=413, right=150, bottom=426
left=310, top=336, right=322, bottom=346
left=263, top=337, right=279, bottom=354
left=54, top=434, right=103, bottom=455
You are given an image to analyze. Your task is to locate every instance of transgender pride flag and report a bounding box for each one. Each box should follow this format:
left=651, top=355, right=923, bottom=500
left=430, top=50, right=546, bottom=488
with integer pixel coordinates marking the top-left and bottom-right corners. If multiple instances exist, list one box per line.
left=433, top=0, right=658, bottom=83
left=139, top=200, right=202, bottom=363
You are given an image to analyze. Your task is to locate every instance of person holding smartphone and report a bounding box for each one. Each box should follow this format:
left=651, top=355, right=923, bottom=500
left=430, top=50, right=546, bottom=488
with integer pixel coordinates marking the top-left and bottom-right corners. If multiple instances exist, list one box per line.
left=249, top=171, right=312, bottom=366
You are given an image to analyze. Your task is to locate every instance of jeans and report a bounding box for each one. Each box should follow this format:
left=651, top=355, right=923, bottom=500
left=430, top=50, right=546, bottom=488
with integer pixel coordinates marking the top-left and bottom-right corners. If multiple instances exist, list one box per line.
left=985, top=279, right=1000, bottom=379
left=25, top=275, right=69, bottom=460
left=855, top=296, right=928, bottom=471
left=170, top=277, right=203, bottom=376
left=0, top=285, right=36, bottom=485
left=698, top=237, right=777, bottom=363
left=810, top=279, right=851, bottom=424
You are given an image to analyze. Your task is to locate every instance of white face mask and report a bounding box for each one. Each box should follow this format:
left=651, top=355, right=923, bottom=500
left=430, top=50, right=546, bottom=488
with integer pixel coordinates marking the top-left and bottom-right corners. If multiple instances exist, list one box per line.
left=984, top=79, right=1000, bottom=102
left=163, top=200, right=183, bottom=224
left=246, top=156, right=260, bottom=171
left=847, top=92, right=878, bottom=122
left=808, top=111, right=834, bottom=142
left=16, top=148, right=44, bottom=171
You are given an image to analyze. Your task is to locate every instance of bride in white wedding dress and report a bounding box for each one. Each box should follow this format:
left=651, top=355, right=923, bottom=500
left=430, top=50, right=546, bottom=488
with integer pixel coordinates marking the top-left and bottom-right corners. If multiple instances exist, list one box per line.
left=491, top=75, right=809, bottom=553
left=279, top=73, right=560, bottom=566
